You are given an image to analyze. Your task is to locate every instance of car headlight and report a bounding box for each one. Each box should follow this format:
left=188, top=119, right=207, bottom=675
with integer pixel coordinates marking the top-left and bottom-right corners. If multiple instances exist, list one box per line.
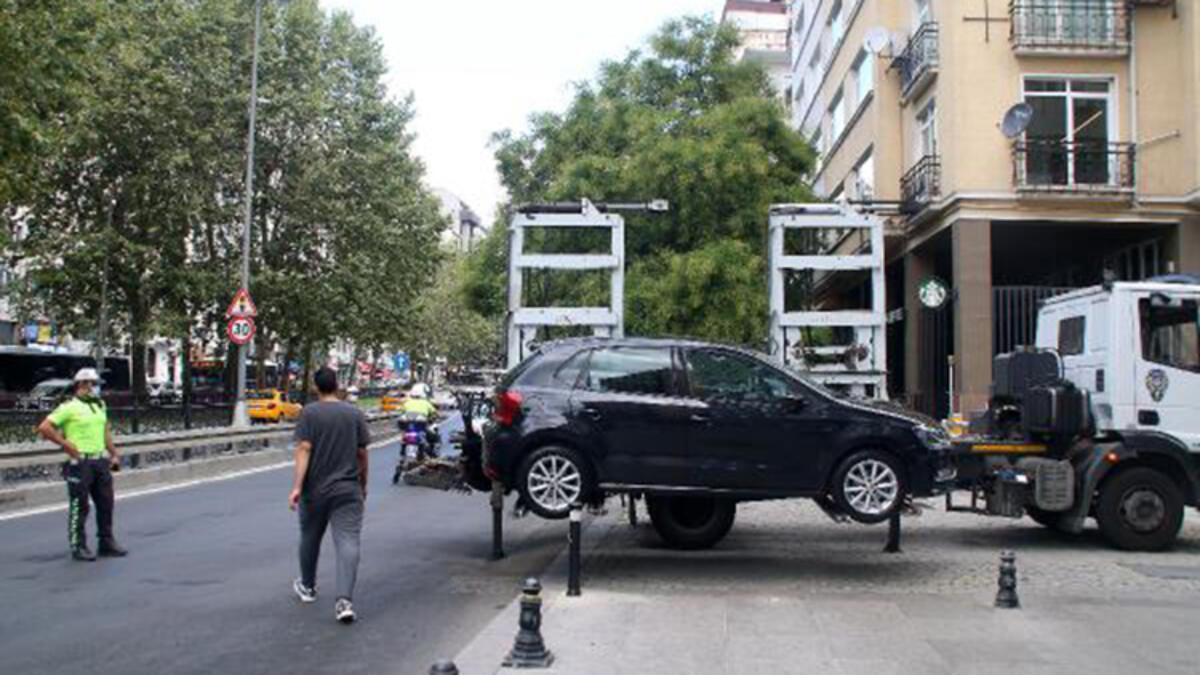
left=915, top=424, right=952, bottom=450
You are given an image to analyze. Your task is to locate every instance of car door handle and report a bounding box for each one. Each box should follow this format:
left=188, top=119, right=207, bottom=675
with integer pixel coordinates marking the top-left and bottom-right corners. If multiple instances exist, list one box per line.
left=690, top=413, right=710, bottom=424
left=581, top=407, right=602, bottom=421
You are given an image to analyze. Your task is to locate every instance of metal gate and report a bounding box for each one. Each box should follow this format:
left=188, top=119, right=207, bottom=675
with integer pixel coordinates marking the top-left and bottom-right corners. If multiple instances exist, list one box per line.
left=992, top=286, right=1073, bottom=355
left=918, top=304, right=953, bottom=419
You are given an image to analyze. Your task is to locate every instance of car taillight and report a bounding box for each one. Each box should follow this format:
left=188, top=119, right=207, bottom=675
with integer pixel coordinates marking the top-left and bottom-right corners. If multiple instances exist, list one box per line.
left=267, top=403, right=276, bottom=410
left=493, top=390, right=522, bottom=426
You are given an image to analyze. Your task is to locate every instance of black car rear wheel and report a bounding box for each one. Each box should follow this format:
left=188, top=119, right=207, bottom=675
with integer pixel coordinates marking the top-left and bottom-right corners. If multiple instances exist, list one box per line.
left=647, top=496, right=736, bottom=550
left=516, top=445, right=594, bottom=520
left=1095, top=467, right=1184, bottom=551
left=830, top=450, right=906, bottom=524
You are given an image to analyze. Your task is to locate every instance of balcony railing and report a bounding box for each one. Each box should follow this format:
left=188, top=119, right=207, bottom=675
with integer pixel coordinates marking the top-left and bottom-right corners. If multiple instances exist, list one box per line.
left=900, top=155, right=941, bottom=215
left=1010, top=1, right=1131, bottom=53
left=896, top=22, right=939, bottom=100
left=1012, top=139, right=1135, bottom=192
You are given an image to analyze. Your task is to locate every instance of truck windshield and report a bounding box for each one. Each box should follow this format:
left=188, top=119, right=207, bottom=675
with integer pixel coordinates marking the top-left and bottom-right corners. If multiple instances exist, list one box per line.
left=1140, top=298, right=1200, bottom=372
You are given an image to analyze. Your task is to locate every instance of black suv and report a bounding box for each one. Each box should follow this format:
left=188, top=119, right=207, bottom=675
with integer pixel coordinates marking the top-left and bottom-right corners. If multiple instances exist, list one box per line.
left=483, top=338, right=954, bottom=548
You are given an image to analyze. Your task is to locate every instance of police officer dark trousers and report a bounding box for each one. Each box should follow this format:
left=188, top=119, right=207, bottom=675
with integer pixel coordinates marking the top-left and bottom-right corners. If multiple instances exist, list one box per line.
left=37, top=368, right=128, bottom=562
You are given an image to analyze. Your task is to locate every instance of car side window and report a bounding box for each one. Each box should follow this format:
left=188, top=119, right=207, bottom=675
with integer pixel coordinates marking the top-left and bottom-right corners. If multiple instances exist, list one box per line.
left=554, top=351, right=589, bottom=388
left=583, top=347, right=675, bottom=396
left=686, top=349, right=800, bottom=403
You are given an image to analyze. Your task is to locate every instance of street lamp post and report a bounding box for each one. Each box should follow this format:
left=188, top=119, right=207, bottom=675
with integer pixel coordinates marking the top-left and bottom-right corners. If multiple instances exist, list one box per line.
left=233, top=0, right=263, bottom=428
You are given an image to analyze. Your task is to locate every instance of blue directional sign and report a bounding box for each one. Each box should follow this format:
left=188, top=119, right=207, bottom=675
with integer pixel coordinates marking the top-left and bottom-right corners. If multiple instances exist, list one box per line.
left=393, top=352, right=410, bottom=373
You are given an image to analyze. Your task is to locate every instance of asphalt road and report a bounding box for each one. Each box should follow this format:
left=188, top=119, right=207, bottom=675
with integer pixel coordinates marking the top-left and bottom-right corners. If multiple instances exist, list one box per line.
left=0, top=432, right=566, bottom=675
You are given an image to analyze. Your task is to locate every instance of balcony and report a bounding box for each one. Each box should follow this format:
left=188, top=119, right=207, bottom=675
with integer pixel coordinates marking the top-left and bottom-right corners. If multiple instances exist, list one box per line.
left=895, top=22, right=939, bottom=102
left=1009, top=1, right=1131, bottom=56
left=1012, top=139, right=1135, bottom=194
left=900, top=155, right=941, bottom=216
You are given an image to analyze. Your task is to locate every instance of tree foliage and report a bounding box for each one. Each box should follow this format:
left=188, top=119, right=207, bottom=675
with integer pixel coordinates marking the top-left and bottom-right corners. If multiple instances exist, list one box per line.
left=474, top=16, right=814, bottom=346
left=4, top=0, right=443, bottom=393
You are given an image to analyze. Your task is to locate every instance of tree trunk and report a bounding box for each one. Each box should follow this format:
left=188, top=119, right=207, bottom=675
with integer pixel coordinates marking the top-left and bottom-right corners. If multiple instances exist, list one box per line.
left=280, top=342, right=296, bottom=394
left=181, top=326, right=194, bottom=430
left=300, top=340, right=313, bottom=404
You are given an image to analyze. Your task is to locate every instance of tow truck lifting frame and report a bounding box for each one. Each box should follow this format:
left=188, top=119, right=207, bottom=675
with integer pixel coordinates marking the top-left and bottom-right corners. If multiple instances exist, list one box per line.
left=505, top=199, right=626, bottom=369
left=767, top=204, right=888, bottom=398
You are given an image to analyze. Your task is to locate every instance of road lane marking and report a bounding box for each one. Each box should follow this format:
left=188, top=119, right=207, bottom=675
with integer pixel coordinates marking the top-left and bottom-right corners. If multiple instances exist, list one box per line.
left=0, top=434, right=401, bottom=522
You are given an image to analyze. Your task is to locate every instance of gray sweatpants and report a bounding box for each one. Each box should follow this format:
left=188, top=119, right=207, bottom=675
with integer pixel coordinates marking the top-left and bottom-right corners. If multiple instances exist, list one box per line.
left=298, top=487, right=363, bottom=601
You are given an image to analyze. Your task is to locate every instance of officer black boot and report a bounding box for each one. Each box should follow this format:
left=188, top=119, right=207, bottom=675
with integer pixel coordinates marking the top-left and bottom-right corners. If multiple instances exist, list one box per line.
left=98, top=540, right=128, bottom=557
left=72, top=546, right=97, bottom=562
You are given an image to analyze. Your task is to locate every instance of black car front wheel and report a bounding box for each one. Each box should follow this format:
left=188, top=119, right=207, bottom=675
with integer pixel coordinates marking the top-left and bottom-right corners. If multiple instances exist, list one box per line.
left=516, top=445, right=594, bottom=519
left=647, top=496, right=736, bottom=550
left=830, top=450, right=906, bottom=524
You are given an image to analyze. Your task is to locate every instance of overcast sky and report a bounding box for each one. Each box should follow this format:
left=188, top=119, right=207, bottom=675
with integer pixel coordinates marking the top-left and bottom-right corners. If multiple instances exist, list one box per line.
left=322, top=0, right=723, bottom=226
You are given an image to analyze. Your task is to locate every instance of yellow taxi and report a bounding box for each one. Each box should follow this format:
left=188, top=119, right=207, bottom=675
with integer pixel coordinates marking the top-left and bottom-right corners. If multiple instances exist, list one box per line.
left=380, top=389, right=407, bottom=413
left=247, top=389, right=303, bottom=423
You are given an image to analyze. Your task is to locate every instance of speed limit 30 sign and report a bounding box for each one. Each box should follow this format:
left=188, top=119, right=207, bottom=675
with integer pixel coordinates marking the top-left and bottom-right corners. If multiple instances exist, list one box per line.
left=227, top=316, right=256, bottom=345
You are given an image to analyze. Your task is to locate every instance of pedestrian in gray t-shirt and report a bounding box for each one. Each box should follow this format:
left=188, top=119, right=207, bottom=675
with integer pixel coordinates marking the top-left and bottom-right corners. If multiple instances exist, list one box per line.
left=288, top=367, right=371, bottom=624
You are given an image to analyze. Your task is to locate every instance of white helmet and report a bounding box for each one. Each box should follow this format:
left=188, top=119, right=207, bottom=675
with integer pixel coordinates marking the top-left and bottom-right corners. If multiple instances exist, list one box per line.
left=74, top=368, right=100, bottom=383
left=409, top=383, right=429, bottom=399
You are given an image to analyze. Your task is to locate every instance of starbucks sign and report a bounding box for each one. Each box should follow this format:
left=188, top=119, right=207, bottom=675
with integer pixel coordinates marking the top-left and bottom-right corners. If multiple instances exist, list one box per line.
left=918, top=277, right=949, bottom=309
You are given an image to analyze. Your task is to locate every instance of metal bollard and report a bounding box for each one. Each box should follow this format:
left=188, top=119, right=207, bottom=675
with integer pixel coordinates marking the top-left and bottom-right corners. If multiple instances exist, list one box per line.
left=995, top=550, right=1020, bottom=609
left=428, top=659, right=458, bottom=675
left=883, top=512, right=902, bottom=553
left=627, top=494, right=638, bottom=527
left=502, top=578, right=554, bottom=668
left=567, top=505, right=582, bottom=597
left=490, top=480, right=505, bottom=561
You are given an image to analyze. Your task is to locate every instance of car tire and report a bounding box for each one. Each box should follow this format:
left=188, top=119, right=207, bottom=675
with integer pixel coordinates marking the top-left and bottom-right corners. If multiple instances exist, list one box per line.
left=516, top=445, right=594, bottom=520
left=830, top=449, right=906, bottom=524
left=647, top=496, right=736, bottom=550
left=1095, top=467, right=1184, bottom=551
left=1025, top=506, right=1068, bottom=532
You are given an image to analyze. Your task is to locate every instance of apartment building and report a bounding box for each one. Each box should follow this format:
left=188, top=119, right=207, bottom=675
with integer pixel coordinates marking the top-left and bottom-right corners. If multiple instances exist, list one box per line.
left=722, top=0, right=792, bottom=99
left=789, top=0, right=1200, bottom=417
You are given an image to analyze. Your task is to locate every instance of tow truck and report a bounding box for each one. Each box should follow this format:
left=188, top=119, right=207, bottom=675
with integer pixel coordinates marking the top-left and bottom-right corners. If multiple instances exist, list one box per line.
left=949, top=277, right=1200, bottom=550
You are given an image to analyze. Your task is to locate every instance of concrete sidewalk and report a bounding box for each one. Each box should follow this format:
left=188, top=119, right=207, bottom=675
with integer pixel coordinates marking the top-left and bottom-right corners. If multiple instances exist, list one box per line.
left=453, top=500, right=1200, bottom=674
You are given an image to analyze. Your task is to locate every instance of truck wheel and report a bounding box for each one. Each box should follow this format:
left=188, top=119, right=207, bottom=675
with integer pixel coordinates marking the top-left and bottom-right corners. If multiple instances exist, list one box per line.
left=1025, top=506, right=1068, bottom=532
left=516, top=445, right=594, bottom=520
left=647, top=496, right=736, bottom=550
left=830, top=450, right=906, bottom=524
left=1095, top=467, right=1184, bottom=551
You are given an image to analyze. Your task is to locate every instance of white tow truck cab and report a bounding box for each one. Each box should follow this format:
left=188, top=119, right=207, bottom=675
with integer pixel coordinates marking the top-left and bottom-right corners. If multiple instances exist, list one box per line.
left=951, top=278, right=1200, bottom=551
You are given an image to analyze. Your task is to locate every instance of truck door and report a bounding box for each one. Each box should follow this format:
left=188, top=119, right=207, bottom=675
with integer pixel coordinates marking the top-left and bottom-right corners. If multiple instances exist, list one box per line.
left=1133, top=293, right=1200, bottom=451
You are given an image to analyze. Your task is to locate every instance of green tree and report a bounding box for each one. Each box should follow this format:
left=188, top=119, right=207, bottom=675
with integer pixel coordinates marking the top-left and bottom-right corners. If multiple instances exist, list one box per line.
left=474, top=16, right=814, bottom=345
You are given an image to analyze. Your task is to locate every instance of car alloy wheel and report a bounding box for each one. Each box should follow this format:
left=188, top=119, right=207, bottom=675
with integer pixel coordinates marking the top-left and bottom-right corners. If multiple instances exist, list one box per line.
left=842, top=458, right=900, bottom=517
left=525, top=454, right=583, bottom=513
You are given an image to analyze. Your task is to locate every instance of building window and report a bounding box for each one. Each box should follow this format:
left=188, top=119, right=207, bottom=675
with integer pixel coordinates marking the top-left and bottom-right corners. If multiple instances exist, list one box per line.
left=829, top=89, right=846, bottom=141
left=853, top=150, right=875, bottom=200
left=914, top=0, right=932, bottom=26
left=852, top=51, right=874, bottom=106
left=829, top=1, right=845, bottom=47
left=794, top=5, right=806, bottom=36
left=1022, top=77, right=1114, bottom=186
left=916, top=98, right=938, bottom=158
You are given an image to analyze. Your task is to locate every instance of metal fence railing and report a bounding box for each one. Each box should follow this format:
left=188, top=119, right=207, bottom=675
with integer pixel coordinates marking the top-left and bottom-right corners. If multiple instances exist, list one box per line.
left=897, top=22, right=939, bottom=98
left=1013, top=139, right=1135, bottom=192
left=900, top=155, right=942, bottom=215
left=1010, top=1, right=1131, bottom=51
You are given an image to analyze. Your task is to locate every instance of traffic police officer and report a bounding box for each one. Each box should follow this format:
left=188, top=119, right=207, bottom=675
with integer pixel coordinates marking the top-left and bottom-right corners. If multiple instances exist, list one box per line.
left=37, top=368, right=128, bottom=561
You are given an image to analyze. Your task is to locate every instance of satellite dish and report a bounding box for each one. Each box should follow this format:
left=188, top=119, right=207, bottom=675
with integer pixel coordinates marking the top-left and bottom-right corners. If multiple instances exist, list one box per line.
left=863, top=27, right=891, bottom=55
left=1000, top=102, right=1035, bottom=139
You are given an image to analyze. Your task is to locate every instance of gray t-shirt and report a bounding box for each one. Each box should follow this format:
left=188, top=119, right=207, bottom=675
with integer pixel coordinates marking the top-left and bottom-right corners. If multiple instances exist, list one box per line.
left=294, top=400, right=371, bottom=497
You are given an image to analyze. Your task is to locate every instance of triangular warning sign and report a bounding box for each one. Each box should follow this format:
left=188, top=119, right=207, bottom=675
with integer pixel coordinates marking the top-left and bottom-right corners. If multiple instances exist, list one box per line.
left=225, top=288, right=258, bottom=318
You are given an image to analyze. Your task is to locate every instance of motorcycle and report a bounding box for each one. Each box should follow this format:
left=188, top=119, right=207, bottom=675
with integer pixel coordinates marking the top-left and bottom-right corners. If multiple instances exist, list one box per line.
left=392, top=411, right=439, bottom=484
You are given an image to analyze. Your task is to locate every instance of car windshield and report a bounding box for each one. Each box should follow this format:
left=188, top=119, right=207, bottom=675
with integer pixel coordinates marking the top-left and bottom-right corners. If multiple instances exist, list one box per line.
left=30, top=381, right=68, bottom=396
left=248, top=390, right=274, bottom=399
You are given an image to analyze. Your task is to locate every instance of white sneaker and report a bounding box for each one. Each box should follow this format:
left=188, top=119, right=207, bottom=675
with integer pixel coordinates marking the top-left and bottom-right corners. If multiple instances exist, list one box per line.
left=293, top=578, right=317, bottom=603
left=335, top=598, right=356, bottom=624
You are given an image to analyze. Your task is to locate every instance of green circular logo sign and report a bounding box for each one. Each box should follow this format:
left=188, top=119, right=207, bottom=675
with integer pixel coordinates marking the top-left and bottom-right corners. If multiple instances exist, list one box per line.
left=918, top=277, right=949, bottom=309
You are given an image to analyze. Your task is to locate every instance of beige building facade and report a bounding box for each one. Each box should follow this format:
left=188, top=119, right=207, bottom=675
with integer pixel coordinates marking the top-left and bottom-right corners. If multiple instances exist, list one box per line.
left=789, top=0, right=1200, bottom=417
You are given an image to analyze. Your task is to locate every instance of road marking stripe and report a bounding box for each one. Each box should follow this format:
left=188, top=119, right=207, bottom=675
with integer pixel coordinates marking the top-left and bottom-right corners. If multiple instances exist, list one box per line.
left=0, top=434, right=401, bottom=522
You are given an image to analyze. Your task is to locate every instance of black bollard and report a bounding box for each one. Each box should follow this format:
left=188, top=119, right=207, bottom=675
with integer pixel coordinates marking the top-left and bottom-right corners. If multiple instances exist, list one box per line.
left=502, top=578, right=554, bottom=668
left=567, top=505, right=582, bottom=597
left=883, top=511, right=902, bottom=553
left=995, top=550, right=1020, bottom=609
left=428, top=659, right=458, bottom=675
left=627, top=494, right=638, bottom=527
left=490, top=480, right=505, bottom=561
